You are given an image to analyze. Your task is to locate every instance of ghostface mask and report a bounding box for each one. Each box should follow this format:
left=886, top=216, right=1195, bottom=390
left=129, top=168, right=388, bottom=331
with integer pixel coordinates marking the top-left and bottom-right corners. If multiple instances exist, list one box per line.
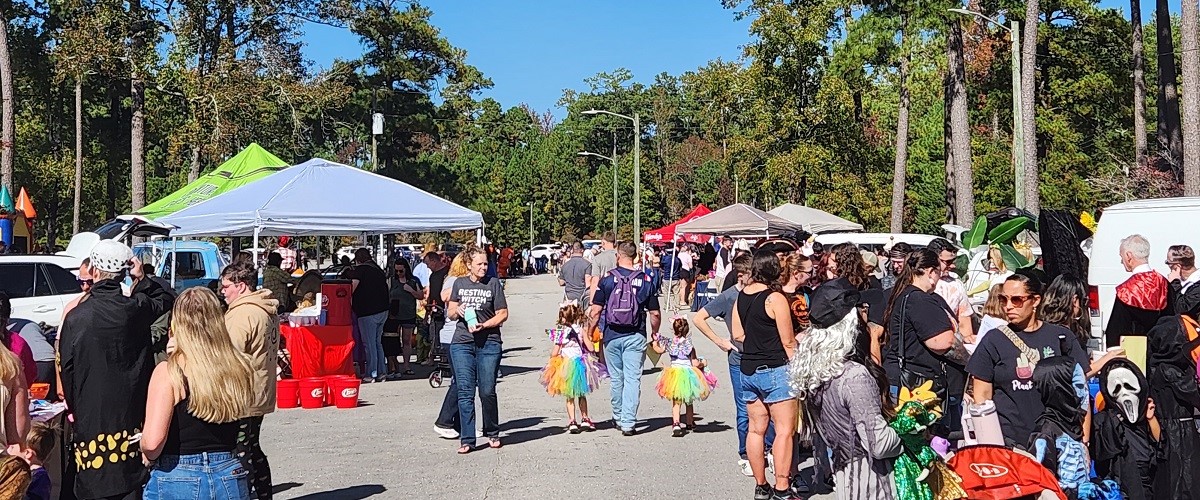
left=1100, top=359, right=1148, bottom=424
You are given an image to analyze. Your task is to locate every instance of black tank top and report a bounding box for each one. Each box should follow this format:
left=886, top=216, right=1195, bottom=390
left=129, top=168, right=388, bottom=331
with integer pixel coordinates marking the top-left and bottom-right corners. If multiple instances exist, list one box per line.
left=738, top=289, right=788, bottom=375
left=162, top=398, right=241, bottom=456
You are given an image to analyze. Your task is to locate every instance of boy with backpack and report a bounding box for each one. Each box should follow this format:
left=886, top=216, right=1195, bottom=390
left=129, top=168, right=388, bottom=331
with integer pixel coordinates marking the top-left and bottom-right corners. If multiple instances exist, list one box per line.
left=588, top=242, right=662, bottom=436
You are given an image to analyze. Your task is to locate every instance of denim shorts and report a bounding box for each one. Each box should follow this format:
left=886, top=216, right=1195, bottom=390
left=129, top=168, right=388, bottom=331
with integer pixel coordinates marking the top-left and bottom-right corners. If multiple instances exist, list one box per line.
left=144, top=451, right=249, bottom=500
left=741, top=364, right=793, bottom=404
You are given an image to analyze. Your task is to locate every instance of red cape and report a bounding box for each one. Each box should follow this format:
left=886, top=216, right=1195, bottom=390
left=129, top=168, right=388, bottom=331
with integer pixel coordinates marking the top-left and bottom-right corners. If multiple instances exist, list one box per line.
left=1116, top=271, right=1168, bottom=311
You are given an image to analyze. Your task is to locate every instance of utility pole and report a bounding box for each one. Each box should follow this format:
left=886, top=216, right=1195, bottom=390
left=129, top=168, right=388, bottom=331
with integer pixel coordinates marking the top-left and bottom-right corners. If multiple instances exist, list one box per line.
left=371, top=89, right=382, bottom=172
left=633, top=112, right=641, bottom=247
left=528, top=202, right=534, bottom=250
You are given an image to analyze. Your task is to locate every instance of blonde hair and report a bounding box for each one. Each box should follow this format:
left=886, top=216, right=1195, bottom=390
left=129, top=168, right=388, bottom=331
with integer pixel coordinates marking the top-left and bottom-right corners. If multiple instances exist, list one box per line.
left=448, top=252, right=470, bottom=278
left=0, top=456, right=29, bottom=498
left=168, top=288, right=256, bottom=423
left=983, top=284, right=1006, bottom=317
left=0, top=349, right=22, bottom=391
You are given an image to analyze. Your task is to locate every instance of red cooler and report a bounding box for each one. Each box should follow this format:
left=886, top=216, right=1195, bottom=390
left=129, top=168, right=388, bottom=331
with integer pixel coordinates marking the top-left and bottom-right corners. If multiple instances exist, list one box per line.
left=322, top=280, right=353, bottom=326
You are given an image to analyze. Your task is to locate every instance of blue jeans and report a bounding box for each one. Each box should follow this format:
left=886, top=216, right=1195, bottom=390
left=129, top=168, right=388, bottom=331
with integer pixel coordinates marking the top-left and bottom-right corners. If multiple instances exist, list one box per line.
left=603, top=334, right=647, bottom=431
left=729, top=350, right=775, bottom=459
left=450, top=339, right=502, bottom=446
left=741, top=364, right=793, bottom=404
left=358, top=311, right=388, bottom=378
left=144, top=451, right=249, bottom=500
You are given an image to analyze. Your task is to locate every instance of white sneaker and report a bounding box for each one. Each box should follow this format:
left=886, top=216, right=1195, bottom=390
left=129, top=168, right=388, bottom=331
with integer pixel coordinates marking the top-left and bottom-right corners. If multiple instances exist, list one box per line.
left=738, top=459, right=753, bottom=477
left=433, top=425, right=459, bottom=439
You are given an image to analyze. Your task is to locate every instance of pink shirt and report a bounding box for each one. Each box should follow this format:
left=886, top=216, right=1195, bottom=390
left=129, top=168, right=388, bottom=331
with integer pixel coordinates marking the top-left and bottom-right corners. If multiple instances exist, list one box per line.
left=5, top=332, right=36, bottom=388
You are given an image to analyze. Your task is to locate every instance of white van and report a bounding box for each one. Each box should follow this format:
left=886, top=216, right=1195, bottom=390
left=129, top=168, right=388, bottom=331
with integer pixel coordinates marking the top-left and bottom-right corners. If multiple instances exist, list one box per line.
left=814, top=232, right=939, bottom=252
left=1087, top=197, right=1200, bottom=343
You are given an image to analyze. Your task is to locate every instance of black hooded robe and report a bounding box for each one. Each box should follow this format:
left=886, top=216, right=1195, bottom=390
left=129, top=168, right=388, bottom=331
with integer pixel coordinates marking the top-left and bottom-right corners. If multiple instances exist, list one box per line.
left=1146, top=315, right=1200, bottom=500
left=1092, top=409, right=1157, bottom=500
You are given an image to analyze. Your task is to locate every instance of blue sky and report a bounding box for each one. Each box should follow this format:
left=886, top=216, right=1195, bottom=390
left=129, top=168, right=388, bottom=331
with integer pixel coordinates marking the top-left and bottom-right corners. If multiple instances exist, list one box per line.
left=301, top=1, right=1176, bottom=119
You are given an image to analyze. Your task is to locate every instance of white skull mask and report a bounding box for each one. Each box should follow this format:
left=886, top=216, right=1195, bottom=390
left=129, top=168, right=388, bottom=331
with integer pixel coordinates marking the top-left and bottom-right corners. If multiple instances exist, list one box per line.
left=1106, top=366, right=1143, bottom=423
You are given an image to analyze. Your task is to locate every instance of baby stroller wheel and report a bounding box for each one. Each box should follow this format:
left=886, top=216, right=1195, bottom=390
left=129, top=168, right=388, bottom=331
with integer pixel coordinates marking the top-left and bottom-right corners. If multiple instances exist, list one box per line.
left=429, top=370, right=443, bottom=388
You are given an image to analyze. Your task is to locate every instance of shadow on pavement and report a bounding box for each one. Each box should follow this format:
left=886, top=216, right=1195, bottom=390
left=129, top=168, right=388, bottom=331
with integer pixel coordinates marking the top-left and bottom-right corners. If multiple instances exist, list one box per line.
left=641, top=367, right=663, bottom=376
left=639, top=416, right=675, bottom=434
left=691, top=420, right=732, bottom=434
left=288, top=484, right=387, bottom=499
left=502, top=424, right=564, bottom=446
left=501, top=416, right=547, bottom=432
left=272, top=482, right=303, bottom=495
left=498, top=365, right=540, bottom=377
left=501, top=346, right=532, bottom=355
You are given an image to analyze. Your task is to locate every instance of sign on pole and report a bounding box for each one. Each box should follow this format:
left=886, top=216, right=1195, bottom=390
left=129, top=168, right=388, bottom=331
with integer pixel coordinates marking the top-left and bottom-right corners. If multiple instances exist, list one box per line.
left=372, top=113, right=384, bottom=135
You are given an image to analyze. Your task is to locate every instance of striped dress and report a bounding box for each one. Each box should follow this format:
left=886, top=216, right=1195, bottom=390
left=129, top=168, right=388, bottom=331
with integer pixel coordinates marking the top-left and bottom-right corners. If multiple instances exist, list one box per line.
left=807, top=362, right=903, bottom=500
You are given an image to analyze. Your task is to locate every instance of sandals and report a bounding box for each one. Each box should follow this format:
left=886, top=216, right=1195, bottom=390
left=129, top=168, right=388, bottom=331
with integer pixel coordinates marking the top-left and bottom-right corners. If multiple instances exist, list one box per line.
left=488, top=437, right=502, bottom=449
left=568, top=421, right=581, bottom=434
left=580, top=419, right=596, bottom=432
left=457, top=445, right=471, bottom=454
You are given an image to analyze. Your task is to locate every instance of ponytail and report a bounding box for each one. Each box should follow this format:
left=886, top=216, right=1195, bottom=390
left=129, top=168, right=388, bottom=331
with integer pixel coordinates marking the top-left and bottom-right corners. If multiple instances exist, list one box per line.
left=882, top=249, right=940, bottom=340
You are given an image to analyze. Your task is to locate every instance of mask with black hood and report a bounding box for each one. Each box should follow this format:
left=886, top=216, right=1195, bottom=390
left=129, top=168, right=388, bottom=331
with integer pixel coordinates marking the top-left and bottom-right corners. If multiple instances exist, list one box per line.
left=1099, top=358, right=1149, bottom=424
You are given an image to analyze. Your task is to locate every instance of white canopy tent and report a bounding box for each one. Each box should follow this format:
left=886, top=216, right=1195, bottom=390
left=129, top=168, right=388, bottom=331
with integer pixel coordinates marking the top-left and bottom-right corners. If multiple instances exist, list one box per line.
left=157, top=158, right=484, bottom=238
left=675, top=203, right=803, bottom=237
left=767, top=203, right=864, bottom=233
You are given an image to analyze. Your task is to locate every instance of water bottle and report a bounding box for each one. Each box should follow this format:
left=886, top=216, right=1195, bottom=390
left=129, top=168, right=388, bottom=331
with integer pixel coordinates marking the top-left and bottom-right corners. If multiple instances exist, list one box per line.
left=966, top=400, right=1005, bottom=446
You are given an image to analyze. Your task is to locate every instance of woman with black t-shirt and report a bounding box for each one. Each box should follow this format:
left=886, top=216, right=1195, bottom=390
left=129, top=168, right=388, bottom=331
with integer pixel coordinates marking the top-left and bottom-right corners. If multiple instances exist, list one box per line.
left=881, top=249, right=965, bottom=435
left=967, top=272, right=1089, bottom=447
left=731, top=250, right=797, bottom=500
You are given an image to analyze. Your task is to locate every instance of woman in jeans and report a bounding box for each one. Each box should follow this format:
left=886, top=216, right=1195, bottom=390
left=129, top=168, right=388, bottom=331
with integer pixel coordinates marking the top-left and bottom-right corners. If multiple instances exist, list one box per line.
left=142, top=288, right=256, bottom=499
left=731, top=250, right=797, bottom=500
left=448, top=247, right=509, bottom=454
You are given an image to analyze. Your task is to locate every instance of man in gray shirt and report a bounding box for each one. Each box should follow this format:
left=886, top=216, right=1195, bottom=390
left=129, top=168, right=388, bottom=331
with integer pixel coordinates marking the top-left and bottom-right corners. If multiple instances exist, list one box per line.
left=558, top=242, right=591, bottom=302
left=587, top=232, right=618, bottom=294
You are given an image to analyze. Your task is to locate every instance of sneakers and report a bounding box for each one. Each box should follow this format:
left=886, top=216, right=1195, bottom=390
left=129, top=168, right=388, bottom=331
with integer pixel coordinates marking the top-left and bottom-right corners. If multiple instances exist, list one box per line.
left=787, top=475, right=811, bottom=496
left=360, top=377, right=374, bottom=384
left=568, top=421, right=581, bottom=434
left=769, top=487, right=794, bottom=500
left=580, top=419, right=596, bottom=432
left=621, top=428, right=636, bottom=437
left=753, top=483, right=772, bottom=500
left=738, top=459, right=754, bottom=477
left=671, top=423, right=685, bottom=437
left=433, top=425, right=459, bottom=440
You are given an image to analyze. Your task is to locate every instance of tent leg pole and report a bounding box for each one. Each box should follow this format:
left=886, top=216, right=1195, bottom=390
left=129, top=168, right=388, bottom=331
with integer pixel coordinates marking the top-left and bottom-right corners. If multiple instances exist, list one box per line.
left=253, top=228, right=261, bottom=270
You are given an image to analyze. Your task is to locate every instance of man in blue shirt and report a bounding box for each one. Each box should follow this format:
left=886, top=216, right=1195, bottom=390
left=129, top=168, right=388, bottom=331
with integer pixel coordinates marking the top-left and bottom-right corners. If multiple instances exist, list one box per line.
left=588, top=242, right=661, bottom=435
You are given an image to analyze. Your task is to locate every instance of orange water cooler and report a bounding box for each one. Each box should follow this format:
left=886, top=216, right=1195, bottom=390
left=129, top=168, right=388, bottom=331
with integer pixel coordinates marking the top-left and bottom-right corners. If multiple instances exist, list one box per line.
left=321, top=280, right=353, bottom=326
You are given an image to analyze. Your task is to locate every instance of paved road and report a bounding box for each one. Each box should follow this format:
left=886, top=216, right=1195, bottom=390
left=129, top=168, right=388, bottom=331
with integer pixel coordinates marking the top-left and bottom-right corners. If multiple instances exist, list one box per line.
left=264, top=274, right=831, bottom=499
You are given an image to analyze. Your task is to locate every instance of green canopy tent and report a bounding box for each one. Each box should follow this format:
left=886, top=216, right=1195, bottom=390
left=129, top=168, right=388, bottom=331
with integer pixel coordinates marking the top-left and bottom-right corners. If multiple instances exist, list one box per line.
left=135, top=143, right=288, bottom=220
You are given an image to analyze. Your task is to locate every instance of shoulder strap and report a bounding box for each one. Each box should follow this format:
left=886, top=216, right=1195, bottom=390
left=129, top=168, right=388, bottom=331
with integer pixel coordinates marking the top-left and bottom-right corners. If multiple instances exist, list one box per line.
left=999, top=324, right=1042, bottom=363
left=898, top=291, right=911, bottom=369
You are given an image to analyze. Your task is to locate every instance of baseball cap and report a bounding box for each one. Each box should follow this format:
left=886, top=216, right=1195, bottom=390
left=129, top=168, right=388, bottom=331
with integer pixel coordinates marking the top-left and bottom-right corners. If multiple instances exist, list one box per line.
left=90, top=240, right=134, bottom=274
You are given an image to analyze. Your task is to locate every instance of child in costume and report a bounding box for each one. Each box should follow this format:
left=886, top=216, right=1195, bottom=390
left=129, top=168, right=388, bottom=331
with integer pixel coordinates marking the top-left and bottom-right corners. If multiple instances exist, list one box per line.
left=539, top=301, right=601, bottom=433
left=1092, top=358, right=1160, bottom=500
left=651, top=316, right=718, bottom=437
left=1027, top=356, right=1090, bottom=499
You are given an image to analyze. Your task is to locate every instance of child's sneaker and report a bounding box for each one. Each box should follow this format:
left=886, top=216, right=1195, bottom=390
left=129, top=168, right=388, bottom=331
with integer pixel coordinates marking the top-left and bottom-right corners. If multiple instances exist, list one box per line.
left=671, top=423, right=685, bottom=437
left=580, top=419, right=596, bottom=432
left=568, top=421, right=581, bottom=434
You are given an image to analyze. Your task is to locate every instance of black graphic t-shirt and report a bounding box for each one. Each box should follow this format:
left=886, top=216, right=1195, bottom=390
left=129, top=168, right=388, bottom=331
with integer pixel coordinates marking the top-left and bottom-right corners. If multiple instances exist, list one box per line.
left=966, top=322, right=1088, bottom=445
left=450, top=276, right=508, bottom=345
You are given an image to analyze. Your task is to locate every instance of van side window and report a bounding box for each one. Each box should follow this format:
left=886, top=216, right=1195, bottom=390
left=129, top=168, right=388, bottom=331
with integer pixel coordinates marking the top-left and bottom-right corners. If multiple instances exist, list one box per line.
left=0, top=264, right=35, bottom=298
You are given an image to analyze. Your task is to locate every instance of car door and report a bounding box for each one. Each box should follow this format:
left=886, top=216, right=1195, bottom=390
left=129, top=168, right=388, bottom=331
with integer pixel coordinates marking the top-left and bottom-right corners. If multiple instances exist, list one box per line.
left=0, top=263, right=59, bottom=326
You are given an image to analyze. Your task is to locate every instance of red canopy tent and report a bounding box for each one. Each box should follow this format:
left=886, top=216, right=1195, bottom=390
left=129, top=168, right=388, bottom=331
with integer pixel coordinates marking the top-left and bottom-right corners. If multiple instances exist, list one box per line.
left=643, top=204, right=713, bottom=245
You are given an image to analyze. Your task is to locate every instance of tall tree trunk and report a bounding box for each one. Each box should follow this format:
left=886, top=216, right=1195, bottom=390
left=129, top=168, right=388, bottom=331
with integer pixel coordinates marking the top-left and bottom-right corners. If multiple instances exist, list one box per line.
left=947, top=20, right=974, bottom=224
left=1183, top=0, right=1200, bottom=195
left=1022, top=0, right=1040, bottom=214
left=1157, top=0, right=1184, bottom=175
left=129, top=0, right=146, bottom=211
left=1132, top=0, right=1148, bottom=167
left=0, top=7, right=14, bottom=192
left=189, top=146, right=201, bottom=183
left=944, top=82, right=956, bottom=225
left=73, top=76, right=82, bottom=234
left=890, top=20, right=910, bottom=233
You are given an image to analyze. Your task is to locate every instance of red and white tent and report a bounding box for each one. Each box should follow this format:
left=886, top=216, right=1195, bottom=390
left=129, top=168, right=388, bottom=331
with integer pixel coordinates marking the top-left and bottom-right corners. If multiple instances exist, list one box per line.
left=643, top=204, right=713, bottom=245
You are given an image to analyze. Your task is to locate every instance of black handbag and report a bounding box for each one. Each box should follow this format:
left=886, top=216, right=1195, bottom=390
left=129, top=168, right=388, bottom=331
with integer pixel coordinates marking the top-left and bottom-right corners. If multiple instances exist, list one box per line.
left=897, top=291, right=949, bottom=415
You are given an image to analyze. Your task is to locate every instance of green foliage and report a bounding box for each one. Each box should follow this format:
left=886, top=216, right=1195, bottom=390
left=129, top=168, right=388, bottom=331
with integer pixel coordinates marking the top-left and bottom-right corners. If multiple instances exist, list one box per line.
left=962, top=216, right=988, bottom=249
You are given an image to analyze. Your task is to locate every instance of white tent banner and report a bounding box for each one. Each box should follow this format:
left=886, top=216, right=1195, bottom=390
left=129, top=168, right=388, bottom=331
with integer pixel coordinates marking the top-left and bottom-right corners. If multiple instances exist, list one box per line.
left=767, top=203, right=863, bottom=233
left=157, top=158, right=483, bottom=237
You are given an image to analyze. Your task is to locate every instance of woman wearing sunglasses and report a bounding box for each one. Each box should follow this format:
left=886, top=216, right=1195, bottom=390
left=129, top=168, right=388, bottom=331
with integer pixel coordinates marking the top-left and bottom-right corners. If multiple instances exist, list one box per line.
left=966, top=271, right=1089, bottom=447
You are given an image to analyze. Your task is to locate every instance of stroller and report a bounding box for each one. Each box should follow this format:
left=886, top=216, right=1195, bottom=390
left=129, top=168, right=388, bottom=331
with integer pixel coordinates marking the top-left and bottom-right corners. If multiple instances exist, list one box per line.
left=426, top=305, right=452, bottom=388
left=947, top=445, right=1067, bottom=499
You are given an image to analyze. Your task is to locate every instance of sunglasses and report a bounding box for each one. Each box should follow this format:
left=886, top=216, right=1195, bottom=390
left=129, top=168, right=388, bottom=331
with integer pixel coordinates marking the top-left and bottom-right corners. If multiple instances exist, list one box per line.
left=76, top=278, right=93, bottom=287
left=998, top=294, right=1036, bottom=307
left=939, top=258, right=956, bottom=266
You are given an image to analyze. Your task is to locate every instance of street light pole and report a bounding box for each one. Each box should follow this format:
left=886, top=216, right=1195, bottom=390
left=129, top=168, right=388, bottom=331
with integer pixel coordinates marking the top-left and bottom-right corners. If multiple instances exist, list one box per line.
left=949, top=8, right=1024, bottom=210
left=582, top=109, right=642, bottom=249
left=528, top=201, right=534, bottom=251
left=578, top=151, right=618, bottom=233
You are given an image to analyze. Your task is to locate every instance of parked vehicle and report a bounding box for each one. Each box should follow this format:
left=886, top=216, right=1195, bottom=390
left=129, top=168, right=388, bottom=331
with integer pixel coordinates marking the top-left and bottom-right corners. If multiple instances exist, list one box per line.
left=530, top=244, right=562, bottom=260
left=814, top=232, right=939, bottom=252
left=0, top=255, right=83, bottom=327
left=1087, top=197, right=1200, bottom=343
left=132, top=240, right=229, bottom=292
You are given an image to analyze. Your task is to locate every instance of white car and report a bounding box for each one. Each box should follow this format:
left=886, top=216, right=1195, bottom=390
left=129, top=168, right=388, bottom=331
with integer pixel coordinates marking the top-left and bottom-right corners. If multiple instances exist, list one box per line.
left=529, top=244, right=562, bottom=260
left=0, top=255, right=83, bottom=327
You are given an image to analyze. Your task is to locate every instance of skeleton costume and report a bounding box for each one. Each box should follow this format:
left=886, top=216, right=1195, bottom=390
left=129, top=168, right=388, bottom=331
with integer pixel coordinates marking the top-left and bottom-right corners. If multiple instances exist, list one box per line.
left=1092, top=359, right=1157, bottom=500
left=1146, top=315, right=1200, bottom=499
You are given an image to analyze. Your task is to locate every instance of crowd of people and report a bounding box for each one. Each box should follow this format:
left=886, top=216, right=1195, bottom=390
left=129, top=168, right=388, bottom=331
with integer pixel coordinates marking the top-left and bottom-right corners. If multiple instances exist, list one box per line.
left=530, top=229, right=1200, bottom=500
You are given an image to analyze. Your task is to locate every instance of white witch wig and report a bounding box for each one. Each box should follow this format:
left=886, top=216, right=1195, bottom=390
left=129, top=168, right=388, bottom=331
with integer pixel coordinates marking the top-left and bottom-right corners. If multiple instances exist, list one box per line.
left=788, top=309, right=861, bottom=400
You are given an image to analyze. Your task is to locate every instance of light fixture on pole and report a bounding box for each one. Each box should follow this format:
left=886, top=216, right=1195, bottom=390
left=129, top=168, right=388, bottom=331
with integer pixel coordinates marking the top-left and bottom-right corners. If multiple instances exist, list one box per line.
left=578, top=151, right=618, bottom=234
left=948, top=8, right=1024, bottom=210
left=582, top=109, right=640, bottom=247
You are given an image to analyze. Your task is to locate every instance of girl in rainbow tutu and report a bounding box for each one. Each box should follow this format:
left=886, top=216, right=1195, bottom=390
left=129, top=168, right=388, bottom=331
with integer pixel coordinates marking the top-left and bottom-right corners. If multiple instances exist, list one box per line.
left=539, top=301, right=602, bottom=433
left=652, top=315, right=719, bottom=437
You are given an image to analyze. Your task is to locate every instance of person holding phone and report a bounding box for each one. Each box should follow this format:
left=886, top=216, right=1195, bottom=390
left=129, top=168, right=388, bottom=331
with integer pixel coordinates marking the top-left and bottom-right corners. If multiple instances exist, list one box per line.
left=387, top=259, right=425, bottom=378
left=1167, top=245, right=1200, bottom=316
